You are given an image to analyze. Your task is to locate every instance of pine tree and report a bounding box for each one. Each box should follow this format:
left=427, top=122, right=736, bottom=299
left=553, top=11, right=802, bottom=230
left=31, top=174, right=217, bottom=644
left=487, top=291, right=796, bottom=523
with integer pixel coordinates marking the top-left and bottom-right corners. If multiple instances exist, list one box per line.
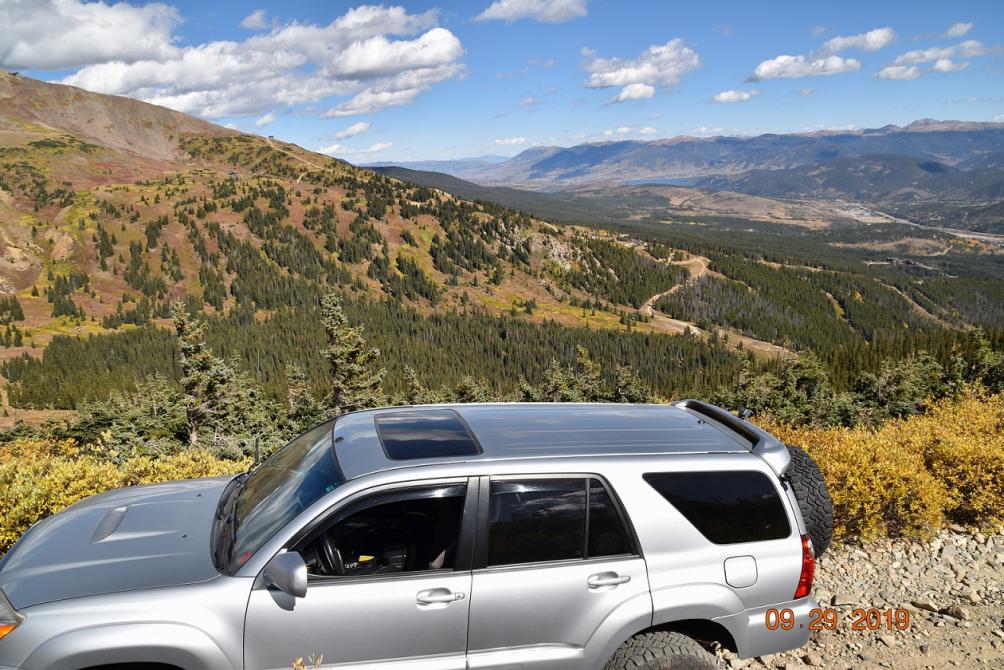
left=286, top=363, right=326, bottom=431
left=321, top=292, right=385, bottom=415
left=172, top=301, right=232, bottom=446
left=613, top=366, right=654, bottom=403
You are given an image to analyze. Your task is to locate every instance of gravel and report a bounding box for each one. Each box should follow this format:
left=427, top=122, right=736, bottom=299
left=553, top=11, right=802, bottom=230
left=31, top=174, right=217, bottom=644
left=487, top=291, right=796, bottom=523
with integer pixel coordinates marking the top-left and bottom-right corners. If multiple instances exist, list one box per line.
left=717, top=527, right=1004, bottom=669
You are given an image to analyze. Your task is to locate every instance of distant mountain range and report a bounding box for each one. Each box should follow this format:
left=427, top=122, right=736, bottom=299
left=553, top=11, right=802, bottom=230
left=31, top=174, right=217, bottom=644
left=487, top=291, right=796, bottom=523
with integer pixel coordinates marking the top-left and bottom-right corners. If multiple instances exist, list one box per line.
left=697, top=154, right=1004, bottom=203
left=363, top=155, right=509, bottom=175
left=392, top=120, right=1004, bottom=192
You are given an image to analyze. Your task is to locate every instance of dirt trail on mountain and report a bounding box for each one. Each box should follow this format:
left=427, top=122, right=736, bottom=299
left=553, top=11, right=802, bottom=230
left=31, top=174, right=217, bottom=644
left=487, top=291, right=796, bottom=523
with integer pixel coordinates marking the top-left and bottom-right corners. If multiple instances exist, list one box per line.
left=640, top=254, right=793, bottom=358
left=265, top=136, right=324, bottom=182
left=879, top=281, right=955, bottom=329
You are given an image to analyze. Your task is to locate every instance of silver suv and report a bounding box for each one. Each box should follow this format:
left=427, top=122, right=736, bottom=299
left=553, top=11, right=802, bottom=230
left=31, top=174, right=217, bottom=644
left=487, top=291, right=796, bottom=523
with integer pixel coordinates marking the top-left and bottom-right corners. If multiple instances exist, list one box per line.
left=0, top=401, right=827, bottom=670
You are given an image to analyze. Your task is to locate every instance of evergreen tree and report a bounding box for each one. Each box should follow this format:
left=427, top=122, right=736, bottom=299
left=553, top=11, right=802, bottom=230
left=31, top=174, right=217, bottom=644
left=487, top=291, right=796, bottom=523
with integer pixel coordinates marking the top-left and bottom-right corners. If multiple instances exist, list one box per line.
left=321, top=292, right=385, bottom=414
left=173, top=301, right=232, bottom=446
left=286, top=364, right=326, bottom=432
left=613, top=366, right=655, bottom=403
left=521, top=346, right=610, bottom=402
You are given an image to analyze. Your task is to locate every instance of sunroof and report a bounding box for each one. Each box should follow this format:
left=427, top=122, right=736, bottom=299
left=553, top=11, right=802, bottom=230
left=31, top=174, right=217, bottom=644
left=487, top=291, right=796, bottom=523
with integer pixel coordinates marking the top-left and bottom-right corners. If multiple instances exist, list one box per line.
left=374, top=409, right=482, bottom=461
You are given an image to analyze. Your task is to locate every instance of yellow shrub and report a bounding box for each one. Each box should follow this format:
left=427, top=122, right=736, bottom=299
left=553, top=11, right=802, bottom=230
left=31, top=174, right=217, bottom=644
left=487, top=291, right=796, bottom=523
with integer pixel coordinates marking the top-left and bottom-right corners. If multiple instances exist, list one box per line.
left=763, top=389, right=1004, bottom=540
left=0, top=450, right=246, bottom=551
left=901, top=391, right=1004, bottom=524
left=765, top=421, right=949, bottom=540
left=0, top=437, right=79, bottom=465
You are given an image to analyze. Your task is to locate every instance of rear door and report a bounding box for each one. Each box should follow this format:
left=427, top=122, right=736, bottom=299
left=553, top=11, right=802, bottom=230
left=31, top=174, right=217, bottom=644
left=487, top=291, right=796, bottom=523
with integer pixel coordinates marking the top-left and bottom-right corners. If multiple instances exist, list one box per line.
left=466, top=476, right=651, bottom=669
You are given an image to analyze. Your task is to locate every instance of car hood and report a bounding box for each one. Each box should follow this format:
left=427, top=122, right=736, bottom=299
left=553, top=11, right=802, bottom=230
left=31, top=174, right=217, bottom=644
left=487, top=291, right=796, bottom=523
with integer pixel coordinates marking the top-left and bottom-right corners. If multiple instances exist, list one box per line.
left=0, top=476, right=235, bottom=609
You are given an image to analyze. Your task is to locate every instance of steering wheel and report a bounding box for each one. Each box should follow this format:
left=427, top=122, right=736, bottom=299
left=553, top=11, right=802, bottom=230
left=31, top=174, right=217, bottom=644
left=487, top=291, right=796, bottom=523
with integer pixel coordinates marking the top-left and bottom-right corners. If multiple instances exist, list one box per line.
left=318, top=535, right=345, bottom=576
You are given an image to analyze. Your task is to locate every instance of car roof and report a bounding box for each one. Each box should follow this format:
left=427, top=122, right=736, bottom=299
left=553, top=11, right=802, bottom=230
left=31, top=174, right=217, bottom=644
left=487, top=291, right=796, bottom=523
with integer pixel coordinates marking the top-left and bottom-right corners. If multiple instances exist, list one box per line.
left=332, top=403, right=753, bottom=481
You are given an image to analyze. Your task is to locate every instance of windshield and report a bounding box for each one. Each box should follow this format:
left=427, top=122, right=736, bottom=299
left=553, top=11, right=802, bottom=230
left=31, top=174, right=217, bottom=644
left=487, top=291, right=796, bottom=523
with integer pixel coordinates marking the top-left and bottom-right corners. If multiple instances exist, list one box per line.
left=227, top=419, right=342, bottom=571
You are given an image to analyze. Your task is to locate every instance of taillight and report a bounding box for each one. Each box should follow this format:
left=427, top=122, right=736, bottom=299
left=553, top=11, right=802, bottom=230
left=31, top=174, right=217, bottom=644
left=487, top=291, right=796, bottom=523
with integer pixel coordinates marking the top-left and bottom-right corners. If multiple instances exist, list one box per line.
left=794, top=534, right=815, bottom=599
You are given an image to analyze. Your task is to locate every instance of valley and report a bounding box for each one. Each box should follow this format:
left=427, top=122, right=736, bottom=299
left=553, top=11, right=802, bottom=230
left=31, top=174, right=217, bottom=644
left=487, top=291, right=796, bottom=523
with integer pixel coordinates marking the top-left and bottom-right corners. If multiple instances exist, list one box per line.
left=0, top=69, right=1002, bottom=414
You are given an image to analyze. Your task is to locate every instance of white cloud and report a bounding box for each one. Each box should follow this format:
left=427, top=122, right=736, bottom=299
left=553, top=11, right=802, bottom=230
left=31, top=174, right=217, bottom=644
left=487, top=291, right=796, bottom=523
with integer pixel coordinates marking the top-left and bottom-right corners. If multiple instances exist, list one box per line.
left=0, top=0, right=180, bottom=70
left=494, top=137, right=527, bottom=146
left=240, top=9, right=272, bottom=30
left=324, top=88, right=423, bottom=117
left=318, top=143, right=349, bottom=155
left=712, top=88, right=759, bottom=103
left=818, top=27, right=895, bottom=55
left=893, top=40, right=991, bottom=65
left=798, top=87, right=814, bottom=96
left=613, top=83, right=655, bottom=102
left=583, top=40, right=701, bottom=97
left=54, top=5, right=464, bottom=119
left=749, top=54, right=860, bottom=80
left=603, top=126, right=658, bottom=137
left=810, top=26, right=828, bottom=38
left=603, top=126, right=634, bottom=136
left=255, top=111, right=276, bottom=127
left=317, top=139, right=393, bottom=155
left=521, top=96, right=541, bottom=107
left=931, top=58, right=968, bottom=72
left=476, top=0, right=587, bottom=24
left=876, top=39, right=997, bottom=80
left=334, top=121, right=371, bottom=139
left=875, top=65, right=921, bottom=80
left=945, top=22, right=973, bottom=38
left=995, top=114, right=1004, bottom=122
left=362, top=141, right=393, bottom=153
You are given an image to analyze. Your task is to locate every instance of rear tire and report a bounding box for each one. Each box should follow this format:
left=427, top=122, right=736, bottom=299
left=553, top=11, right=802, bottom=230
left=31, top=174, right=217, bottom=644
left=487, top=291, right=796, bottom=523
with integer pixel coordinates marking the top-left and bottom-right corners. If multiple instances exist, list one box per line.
left=786, top=444, right=833, bottom=558
left=604, top=631, right=719, bottom=669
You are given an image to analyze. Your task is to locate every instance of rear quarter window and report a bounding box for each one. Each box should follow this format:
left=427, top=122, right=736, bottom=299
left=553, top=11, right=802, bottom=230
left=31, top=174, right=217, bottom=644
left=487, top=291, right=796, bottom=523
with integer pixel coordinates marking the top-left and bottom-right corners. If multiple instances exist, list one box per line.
left=643, top=471, right=790, bottom=544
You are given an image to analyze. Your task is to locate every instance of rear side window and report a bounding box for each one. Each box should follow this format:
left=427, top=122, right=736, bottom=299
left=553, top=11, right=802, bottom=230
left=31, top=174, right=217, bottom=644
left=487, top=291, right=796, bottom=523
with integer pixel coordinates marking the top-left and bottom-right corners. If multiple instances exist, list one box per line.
left=588, top=479, right=632, bottom=557
left=644, top=471, right=790, bottom=544
left=487, top=477, right=634, bottom=566
left=488, top=479, right=585, bottom=565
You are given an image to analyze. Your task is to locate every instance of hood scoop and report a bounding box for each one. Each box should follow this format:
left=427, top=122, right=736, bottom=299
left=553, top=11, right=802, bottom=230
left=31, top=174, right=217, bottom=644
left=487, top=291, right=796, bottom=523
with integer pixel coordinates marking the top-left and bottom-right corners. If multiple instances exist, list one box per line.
left=90, top=505, right=128, bottom=543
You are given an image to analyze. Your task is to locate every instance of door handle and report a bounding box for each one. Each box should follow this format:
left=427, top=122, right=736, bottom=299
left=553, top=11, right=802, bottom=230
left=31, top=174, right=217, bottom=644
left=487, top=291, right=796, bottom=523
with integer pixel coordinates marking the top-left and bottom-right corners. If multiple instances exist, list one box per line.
left=587, top=572, right=631, bottom=589
left=416, top=588, right=466, bottom=605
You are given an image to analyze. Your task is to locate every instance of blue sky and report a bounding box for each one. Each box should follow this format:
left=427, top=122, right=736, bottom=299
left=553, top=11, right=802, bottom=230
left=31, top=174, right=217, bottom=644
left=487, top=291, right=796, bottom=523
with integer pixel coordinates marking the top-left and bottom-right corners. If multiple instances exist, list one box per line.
left=3, top=0, right=1003, bottom=161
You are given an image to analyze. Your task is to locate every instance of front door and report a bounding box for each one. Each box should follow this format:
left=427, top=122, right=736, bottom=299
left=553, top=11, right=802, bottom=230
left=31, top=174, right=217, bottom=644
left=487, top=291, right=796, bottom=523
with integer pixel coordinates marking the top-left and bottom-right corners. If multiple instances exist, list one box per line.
left=466, top=476, right=651, bottom=669
left=244, top=480, right=475, bottom=669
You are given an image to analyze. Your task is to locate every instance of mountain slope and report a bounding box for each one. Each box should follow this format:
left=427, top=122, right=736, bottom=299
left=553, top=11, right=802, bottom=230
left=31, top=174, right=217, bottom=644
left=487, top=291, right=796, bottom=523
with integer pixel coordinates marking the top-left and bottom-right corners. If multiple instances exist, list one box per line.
left=697, top=154, right=1004, bottom=202
left=0, top=70, right=705, bottom=360
left=370, top=165, right=625, bottom=222
left=0, top=70, right=231, bottom=162
left=2, top=70, right=1003, bottom=416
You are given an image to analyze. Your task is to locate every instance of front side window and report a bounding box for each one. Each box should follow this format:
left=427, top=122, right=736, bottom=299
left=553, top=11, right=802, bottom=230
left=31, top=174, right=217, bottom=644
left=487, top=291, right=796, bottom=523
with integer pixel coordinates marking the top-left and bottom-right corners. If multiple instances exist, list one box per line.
left=644, top=471, right=790, bottom=544
left=487, top=477, right=634, bottom=567
left=298, top=484, right=468, bottom=578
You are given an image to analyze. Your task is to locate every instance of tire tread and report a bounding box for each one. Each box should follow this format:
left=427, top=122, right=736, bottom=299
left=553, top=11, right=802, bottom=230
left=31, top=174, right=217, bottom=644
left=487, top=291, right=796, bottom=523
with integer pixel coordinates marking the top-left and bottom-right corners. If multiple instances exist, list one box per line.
left=605, top=631, right=719, bottom=669
left=785, top=443, right=834, bottom=557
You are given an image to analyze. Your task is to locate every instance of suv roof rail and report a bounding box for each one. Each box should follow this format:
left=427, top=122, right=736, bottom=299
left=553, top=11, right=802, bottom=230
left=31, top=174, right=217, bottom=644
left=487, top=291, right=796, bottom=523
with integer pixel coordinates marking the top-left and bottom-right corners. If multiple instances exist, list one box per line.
left=673, top=399, right=759, bottom=445
left=673, top=399, right=791, bottom=476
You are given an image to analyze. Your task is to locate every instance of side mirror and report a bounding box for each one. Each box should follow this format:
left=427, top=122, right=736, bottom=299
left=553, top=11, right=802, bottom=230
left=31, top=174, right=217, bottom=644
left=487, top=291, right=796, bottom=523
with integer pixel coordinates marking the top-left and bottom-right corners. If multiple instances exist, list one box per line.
left=263, top=551, right=308, bottom=598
